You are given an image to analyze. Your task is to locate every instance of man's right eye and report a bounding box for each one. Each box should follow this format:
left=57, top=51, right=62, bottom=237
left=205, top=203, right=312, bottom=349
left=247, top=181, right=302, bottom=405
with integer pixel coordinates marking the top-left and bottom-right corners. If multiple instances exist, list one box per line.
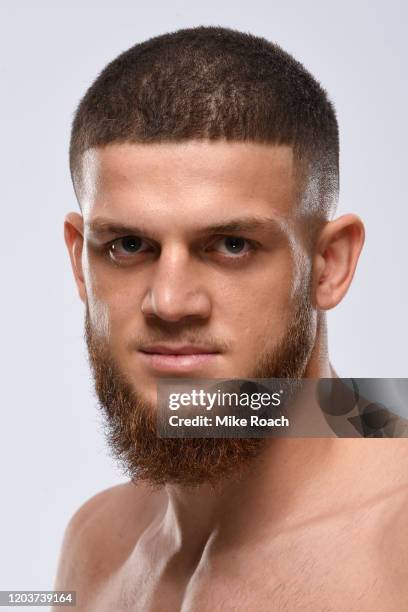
left=108, top=236, right=151, bottom=261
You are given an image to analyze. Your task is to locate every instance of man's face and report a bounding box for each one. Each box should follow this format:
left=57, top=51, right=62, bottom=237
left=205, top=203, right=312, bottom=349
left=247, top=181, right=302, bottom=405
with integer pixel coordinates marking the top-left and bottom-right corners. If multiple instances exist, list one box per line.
left=79, top=141, right=316, bottom=405
left=71, top=141, right=318, bottom=485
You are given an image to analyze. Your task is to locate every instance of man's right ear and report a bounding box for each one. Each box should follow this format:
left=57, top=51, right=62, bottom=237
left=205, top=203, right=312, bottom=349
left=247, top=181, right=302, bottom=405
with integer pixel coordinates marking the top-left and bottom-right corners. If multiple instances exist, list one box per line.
left=64, top=212, right=86, bottom=303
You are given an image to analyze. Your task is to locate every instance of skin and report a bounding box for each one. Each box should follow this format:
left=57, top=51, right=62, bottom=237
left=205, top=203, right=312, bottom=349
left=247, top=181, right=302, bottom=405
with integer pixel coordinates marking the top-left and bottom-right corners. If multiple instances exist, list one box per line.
left=56, top=141, right=408, bottom=611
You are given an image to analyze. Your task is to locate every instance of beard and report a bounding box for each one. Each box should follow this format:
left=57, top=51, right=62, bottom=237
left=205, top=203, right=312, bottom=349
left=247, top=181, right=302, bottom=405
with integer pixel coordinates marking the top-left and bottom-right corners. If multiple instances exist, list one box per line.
left=85, top=287, right=315, bottom=488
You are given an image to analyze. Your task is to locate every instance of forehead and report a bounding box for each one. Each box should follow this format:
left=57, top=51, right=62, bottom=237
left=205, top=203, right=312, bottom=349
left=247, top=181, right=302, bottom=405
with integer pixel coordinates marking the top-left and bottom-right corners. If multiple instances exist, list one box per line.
left=79, top=141, right=297, bottom=221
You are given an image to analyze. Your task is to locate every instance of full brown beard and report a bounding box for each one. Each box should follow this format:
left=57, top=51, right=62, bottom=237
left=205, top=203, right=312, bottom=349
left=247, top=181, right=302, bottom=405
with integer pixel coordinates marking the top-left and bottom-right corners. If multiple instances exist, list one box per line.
left=85, top=289, right=315, bottom=488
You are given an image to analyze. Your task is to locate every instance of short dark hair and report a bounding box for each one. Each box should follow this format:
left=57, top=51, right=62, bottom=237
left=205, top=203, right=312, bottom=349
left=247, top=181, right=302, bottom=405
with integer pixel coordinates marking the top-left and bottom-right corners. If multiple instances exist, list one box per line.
left=70, top=26, right=339, bottom=216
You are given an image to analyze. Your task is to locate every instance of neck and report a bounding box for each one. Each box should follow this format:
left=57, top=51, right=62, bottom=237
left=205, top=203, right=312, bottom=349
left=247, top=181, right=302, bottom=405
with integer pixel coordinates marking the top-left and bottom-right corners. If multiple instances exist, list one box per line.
left=162, top=315, right=337, bottom=550
left=145, top=324, right=408, bottom=564
left=157, top=318, right=406, bottom=563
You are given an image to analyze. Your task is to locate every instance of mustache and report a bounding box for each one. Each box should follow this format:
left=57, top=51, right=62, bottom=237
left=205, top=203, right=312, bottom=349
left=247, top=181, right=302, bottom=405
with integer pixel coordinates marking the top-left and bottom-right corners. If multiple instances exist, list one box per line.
left=84, top=304, right=230, bottom=353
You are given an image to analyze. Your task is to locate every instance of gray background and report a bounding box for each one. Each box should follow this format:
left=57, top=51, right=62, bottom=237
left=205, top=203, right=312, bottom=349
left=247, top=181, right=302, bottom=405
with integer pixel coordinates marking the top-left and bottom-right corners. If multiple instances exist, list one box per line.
left=0, top=0, right=406, bottom=601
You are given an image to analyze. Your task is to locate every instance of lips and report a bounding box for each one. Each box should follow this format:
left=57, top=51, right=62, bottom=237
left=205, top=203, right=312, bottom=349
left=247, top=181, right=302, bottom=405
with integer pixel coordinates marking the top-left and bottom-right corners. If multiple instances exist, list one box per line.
left=138, top=344, right=219, bottom=373
left=141, top=344, right=217, bottom=355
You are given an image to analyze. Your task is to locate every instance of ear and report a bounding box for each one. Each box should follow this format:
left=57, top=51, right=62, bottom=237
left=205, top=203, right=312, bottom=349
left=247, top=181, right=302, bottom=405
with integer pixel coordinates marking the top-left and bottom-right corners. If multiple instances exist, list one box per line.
left=64, top=212, right=86, bottom=303
left=312, top=214, right=365, bottom=310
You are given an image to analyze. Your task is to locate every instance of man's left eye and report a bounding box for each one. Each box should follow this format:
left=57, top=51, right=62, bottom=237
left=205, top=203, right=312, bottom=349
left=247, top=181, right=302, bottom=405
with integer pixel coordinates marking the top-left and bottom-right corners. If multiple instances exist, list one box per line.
left=213, top=236, right=252, bottom=256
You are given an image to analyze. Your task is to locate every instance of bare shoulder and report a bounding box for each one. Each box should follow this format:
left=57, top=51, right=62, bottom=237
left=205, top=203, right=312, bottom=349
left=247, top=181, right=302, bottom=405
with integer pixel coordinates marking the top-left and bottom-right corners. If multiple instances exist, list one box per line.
left=53, top=481, right=165, bottom=594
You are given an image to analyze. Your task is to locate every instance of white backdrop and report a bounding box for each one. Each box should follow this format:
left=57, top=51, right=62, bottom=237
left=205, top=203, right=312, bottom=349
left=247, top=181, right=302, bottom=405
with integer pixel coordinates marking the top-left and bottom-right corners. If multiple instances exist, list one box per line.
left=0, top=0, right=406, bottom=601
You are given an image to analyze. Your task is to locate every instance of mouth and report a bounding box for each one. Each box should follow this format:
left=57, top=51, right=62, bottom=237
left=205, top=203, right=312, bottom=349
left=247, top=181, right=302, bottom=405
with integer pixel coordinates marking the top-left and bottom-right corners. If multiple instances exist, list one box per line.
left=138, top=344, right=220, bottom=373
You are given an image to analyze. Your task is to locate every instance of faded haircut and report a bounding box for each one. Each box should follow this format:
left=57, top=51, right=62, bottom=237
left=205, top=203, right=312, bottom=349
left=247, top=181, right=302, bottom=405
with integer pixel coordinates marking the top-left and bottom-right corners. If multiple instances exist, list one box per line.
left=69, top=26, right=339, bottom=217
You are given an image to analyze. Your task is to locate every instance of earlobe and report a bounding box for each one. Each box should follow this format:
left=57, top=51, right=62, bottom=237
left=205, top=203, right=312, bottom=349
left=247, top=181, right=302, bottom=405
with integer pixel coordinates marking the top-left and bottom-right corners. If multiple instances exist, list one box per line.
left=64, top=212, right=86, bottom=303
left=313, top=214, right=365, bottom=311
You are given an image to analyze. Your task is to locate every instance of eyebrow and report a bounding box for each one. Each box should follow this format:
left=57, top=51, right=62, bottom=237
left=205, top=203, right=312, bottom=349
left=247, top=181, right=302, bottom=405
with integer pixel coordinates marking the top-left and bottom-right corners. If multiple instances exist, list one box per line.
left=86, top=215, right=284, bottom=238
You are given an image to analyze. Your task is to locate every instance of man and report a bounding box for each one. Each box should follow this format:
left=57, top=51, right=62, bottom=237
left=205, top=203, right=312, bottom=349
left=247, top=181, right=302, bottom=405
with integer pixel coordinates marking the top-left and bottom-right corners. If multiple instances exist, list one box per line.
left=55, top=26, right=408, bottom=611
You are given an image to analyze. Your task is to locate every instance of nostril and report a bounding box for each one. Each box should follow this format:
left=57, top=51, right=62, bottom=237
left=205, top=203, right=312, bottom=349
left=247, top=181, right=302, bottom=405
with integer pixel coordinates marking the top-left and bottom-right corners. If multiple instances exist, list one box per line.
left=141, top=289, right=212, bottom=322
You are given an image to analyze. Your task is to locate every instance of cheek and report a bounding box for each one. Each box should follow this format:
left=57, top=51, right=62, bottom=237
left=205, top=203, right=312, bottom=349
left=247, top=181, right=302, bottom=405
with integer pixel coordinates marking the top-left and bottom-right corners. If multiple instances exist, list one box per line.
left=83, top=252, right=137, bottom=342
left=87, top=293, right=111, bottom=339
left=218, top=252, right=296, bottom=340
left=87, top=286, right=138, bottom=345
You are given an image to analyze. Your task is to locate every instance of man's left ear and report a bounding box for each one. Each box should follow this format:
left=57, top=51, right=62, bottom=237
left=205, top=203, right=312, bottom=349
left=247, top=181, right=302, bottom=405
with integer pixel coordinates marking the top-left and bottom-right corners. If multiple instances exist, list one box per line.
left=312, top=214, right=365, bottom=310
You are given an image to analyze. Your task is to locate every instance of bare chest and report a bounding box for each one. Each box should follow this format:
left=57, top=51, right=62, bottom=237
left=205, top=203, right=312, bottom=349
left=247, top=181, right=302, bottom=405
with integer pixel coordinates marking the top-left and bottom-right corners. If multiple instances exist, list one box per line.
left=181, top=519, right=406, bottom=611
left=91, top=506, right=408, bottom=612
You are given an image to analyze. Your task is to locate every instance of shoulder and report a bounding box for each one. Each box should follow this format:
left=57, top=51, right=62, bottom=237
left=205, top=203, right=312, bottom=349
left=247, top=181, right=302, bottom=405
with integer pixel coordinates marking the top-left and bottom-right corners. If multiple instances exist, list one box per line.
left=54, top=481, right=164, bottom=592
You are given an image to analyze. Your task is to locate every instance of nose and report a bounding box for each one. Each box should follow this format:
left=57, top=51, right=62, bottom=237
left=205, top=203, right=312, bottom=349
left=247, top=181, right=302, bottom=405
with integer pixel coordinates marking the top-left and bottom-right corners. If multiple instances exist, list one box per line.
left=141, top=244, right=212, bottom=322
